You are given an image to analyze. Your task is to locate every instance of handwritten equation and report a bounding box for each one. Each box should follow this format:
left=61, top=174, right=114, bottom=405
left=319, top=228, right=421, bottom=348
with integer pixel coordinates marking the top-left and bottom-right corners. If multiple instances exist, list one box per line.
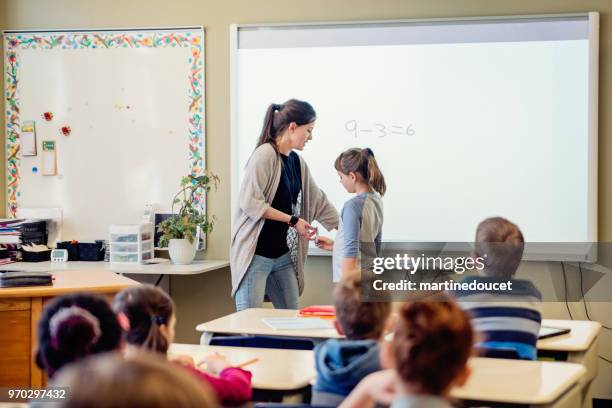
left=345, top=120, right=415, bottom=138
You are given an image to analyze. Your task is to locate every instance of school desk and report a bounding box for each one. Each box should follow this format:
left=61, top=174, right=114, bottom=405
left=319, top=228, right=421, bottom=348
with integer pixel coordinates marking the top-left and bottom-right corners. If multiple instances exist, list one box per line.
left=196, top=308, right=342, bottom=345
left=0, top=269, right=138, bottom=388
left=1, top=260, right=229, bottom=286
left=538, top=319, right=601, bottom=408
left=168, top=343, right=316, bottom=400
left=452, top=357, right=586, bottom=408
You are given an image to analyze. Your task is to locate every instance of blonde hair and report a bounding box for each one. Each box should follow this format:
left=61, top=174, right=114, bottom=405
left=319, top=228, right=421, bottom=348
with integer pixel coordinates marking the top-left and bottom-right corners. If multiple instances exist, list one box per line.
left=43, top=351, right=218, bottom=408
left=475, top=217, right=524, bottom=278
left=334, top=274, right=391, bottom=340
left=334, top=148, right=386, bottom=196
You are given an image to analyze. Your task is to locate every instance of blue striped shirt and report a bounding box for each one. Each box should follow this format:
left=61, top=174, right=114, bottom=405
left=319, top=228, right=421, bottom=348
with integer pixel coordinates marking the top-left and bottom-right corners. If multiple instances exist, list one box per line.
left=452, top=275, right=542, bottom=360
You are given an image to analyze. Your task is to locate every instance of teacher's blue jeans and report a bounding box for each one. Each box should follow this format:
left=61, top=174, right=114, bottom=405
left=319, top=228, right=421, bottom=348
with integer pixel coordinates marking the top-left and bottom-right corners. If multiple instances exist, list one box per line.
left=234, top=252, right=299, bottom=311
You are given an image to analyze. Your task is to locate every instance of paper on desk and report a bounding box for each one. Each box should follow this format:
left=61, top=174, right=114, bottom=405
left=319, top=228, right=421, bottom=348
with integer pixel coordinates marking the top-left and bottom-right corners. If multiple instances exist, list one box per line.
left=262, top=317, right=334, bottom=330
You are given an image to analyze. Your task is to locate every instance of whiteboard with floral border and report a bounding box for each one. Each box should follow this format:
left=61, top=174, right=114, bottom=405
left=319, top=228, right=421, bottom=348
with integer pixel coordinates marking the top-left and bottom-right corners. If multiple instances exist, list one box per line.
left=3, top=27, right=205, bottom=241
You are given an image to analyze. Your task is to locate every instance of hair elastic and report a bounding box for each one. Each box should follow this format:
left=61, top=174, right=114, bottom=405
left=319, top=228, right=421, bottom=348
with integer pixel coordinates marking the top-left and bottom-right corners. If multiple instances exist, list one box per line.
left=49, top=306, right=102, bottom=350
left=151, top=315, right=165, bottom=325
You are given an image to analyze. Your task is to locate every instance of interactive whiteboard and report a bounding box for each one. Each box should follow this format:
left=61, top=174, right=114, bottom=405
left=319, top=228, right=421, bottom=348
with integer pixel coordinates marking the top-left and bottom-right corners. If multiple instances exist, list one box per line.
left=231, top=14, right=598, bottom=259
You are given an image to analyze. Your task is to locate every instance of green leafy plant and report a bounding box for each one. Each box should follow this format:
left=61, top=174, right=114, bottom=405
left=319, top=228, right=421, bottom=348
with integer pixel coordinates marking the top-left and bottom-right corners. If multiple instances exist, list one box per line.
left=157, top=173, right=219, bottom=248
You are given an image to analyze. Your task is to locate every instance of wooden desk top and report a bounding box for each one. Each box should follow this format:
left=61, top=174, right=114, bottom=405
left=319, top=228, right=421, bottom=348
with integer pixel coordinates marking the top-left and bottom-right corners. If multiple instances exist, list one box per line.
left=0, top=269, right=138, bottom=298
left=168, top=343, right=315, bottom=391
left=0, top=260, right=229, bottom=275
left=195, top=308, right=342, bottom=339
left=452, top=357, right=585, bottom=404
left=538, top=319, right=601, bottom=352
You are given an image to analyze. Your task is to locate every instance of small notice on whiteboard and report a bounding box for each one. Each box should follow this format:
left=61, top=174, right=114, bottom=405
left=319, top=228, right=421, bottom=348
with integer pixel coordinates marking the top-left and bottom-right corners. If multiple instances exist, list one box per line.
left=21, top=120, right=37, bottom=156
left=42, top=140, right=57, bottom=176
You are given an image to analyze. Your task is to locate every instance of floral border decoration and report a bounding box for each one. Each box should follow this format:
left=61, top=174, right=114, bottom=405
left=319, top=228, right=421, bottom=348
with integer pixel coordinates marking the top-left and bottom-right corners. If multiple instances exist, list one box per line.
left=3, top=30, right=205, bottom=217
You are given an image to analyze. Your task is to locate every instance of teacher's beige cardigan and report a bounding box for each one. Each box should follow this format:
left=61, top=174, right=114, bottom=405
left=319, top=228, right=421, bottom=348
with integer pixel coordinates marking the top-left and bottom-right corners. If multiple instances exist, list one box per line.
left=230, top=143, right=339, bottom=297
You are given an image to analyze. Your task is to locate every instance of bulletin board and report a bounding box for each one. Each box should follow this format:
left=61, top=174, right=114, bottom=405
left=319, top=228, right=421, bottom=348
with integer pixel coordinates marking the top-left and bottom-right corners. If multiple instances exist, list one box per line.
left=3, top=27, right=205, bottom=241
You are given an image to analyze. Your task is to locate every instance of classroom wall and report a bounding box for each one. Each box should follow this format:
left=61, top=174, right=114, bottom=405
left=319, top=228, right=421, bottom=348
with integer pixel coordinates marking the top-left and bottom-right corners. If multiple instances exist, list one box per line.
left=2, top=0, right=612, bottom=400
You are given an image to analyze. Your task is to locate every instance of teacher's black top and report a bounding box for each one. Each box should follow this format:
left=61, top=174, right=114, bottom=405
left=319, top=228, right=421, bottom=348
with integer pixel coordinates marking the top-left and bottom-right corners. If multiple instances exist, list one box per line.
left=255, top=151, right=302, bottom=258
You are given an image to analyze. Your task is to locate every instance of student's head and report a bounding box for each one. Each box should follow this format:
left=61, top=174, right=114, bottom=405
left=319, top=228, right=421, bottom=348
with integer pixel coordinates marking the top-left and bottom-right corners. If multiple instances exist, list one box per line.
left=112, top=285, right=175, bottom=354
left=333, top=274, right=391, bottom=340
left=334, top=147, right=386, bottom=196
left=474, top=216, right=524, bottom=278
left=257, top=99, right=316, bottom=152
left=42, top=352, right=218, bottom=408
left=35, top=293, right=123, bottom=378
left=382, top=300, right=473, bottom=396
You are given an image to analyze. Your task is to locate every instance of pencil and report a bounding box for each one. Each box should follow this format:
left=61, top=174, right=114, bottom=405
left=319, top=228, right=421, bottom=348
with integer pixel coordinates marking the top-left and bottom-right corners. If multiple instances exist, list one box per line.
left=236, top=357, right=259, bottom=368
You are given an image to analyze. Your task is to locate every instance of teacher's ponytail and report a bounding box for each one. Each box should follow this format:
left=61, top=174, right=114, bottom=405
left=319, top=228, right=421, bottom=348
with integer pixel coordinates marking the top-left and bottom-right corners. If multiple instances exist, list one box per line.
left=256, top=99, right=317, bottom=151
left=335, top=147, right=386, bottom=196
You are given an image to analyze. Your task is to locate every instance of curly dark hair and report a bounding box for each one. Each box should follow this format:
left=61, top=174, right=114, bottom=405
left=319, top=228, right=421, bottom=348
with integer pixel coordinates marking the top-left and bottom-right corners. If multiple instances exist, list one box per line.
left=35, top=293, right=122, bottom=378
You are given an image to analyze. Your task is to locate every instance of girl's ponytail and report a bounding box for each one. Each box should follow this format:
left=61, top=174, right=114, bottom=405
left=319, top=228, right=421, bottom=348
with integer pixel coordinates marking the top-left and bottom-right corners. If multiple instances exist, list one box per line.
left=364, top=149, right=386, bottom=196
left=142, top=314, right=170, bottom=354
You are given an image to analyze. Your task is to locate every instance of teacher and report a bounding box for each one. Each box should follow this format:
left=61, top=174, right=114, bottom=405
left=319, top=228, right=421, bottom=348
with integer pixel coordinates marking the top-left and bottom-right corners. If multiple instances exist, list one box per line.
left=231, top=99, right=339, bottom=311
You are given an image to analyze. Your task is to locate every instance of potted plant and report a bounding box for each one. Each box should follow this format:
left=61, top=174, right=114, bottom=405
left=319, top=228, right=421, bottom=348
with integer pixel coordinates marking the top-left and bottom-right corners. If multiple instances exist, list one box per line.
left=158, top=173, right=219, bottom=264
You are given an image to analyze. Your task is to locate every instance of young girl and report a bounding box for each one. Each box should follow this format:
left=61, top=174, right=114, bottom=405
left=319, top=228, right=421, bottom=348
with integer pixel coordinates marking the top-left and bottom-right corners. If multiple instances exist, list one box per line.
left=112, top=285, right=252, bottom=405
left=35, top=293, right=123, bottom=378
left=340, top=300, right=474, bottom=408
left=316, top=147, right=385, bottom=281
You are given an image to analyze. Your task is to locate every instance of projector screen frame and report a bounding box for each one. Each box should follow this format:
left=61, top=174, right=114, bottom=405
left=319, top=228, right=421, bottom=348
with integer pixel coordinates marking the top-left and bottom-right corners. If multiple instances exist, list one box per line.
left=229, top=12, right=599, bottom=262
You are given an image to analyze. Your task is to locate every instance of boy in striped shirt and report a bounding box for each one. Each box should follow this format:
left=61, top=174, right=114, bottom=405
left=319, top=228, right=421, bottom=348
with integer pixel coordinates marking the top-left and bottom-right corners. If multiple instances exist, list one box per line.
left=453, top=217, right=542, bottom=360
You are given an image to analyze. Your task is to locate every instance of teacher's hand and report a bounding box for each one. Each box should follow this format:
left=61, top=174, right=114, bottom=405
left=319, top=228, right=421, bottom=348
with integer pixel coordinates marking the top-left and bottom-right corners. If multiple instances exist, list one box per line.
left=295, top=218, right=316, bottom=240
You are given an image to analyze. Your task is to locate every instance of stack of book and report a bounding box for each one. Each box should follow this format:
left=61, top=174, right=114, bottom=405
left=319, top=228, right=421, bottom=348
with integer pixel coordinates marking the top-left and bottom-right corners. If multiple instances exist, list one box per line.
left=0, top=219, right=49, bottom=265
left=0, top=219, right=26, bottom=264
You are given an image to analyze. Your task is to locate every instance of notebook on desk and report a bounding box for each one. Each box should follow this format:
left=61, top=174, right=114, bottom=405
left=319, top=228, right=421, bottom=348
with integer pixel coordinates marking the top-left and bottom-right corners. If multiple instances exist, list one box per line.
left=539, top=325, right=571, bottom=339
left=0, top=271, right=52, bottom=287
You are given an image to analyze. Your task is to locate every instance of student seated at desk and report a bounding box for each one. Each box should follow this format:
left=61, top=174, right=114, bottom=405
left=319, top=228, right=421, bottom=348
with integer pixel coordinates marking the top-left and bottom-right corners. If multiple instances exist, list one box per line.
left=35, top=293, right=123, bottom=378
left=113, top=285, right=252, bottom=405
left=312, top=274, right=391, bottom=406
left=34, top=352, right=218, bottom=408
left=452, top=217, right=542, bottom=360
left=340, top=300, right=473, bottom=408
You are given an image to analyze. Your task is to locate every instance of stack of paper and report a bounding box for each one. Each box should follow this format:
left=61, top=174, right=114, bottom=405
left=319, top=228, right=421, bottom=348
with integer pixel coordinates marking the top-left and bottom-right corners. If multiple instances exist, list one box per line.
left=262, top=317, right=334, bottom=331
left=0, top=219, right=35, bottom=263
left=0, top=219, right=25, bottom=244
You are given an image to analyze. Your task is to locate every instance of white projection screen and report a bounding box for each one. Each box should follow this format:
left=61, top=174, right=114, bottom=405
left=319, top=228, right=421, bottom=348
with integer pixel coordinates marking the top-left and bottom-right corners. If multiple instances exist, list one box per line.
left=230, top=14, right=599, bottom=261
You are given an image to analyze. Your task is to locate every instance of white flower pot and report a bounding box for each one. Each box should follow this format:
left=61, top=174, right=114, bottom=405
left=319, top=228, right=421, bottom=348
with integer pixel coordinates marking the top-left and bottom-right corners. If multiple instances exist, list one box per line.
left=168, top=238, right=197, bottom=265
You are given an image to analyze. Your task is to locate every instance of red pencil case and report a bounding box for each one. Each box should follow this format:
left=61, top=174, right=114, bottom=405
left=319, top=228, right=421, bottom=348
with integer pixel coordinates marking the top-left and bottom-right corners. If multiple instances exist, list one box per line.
left=299, top=305, right=335, bottom=317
